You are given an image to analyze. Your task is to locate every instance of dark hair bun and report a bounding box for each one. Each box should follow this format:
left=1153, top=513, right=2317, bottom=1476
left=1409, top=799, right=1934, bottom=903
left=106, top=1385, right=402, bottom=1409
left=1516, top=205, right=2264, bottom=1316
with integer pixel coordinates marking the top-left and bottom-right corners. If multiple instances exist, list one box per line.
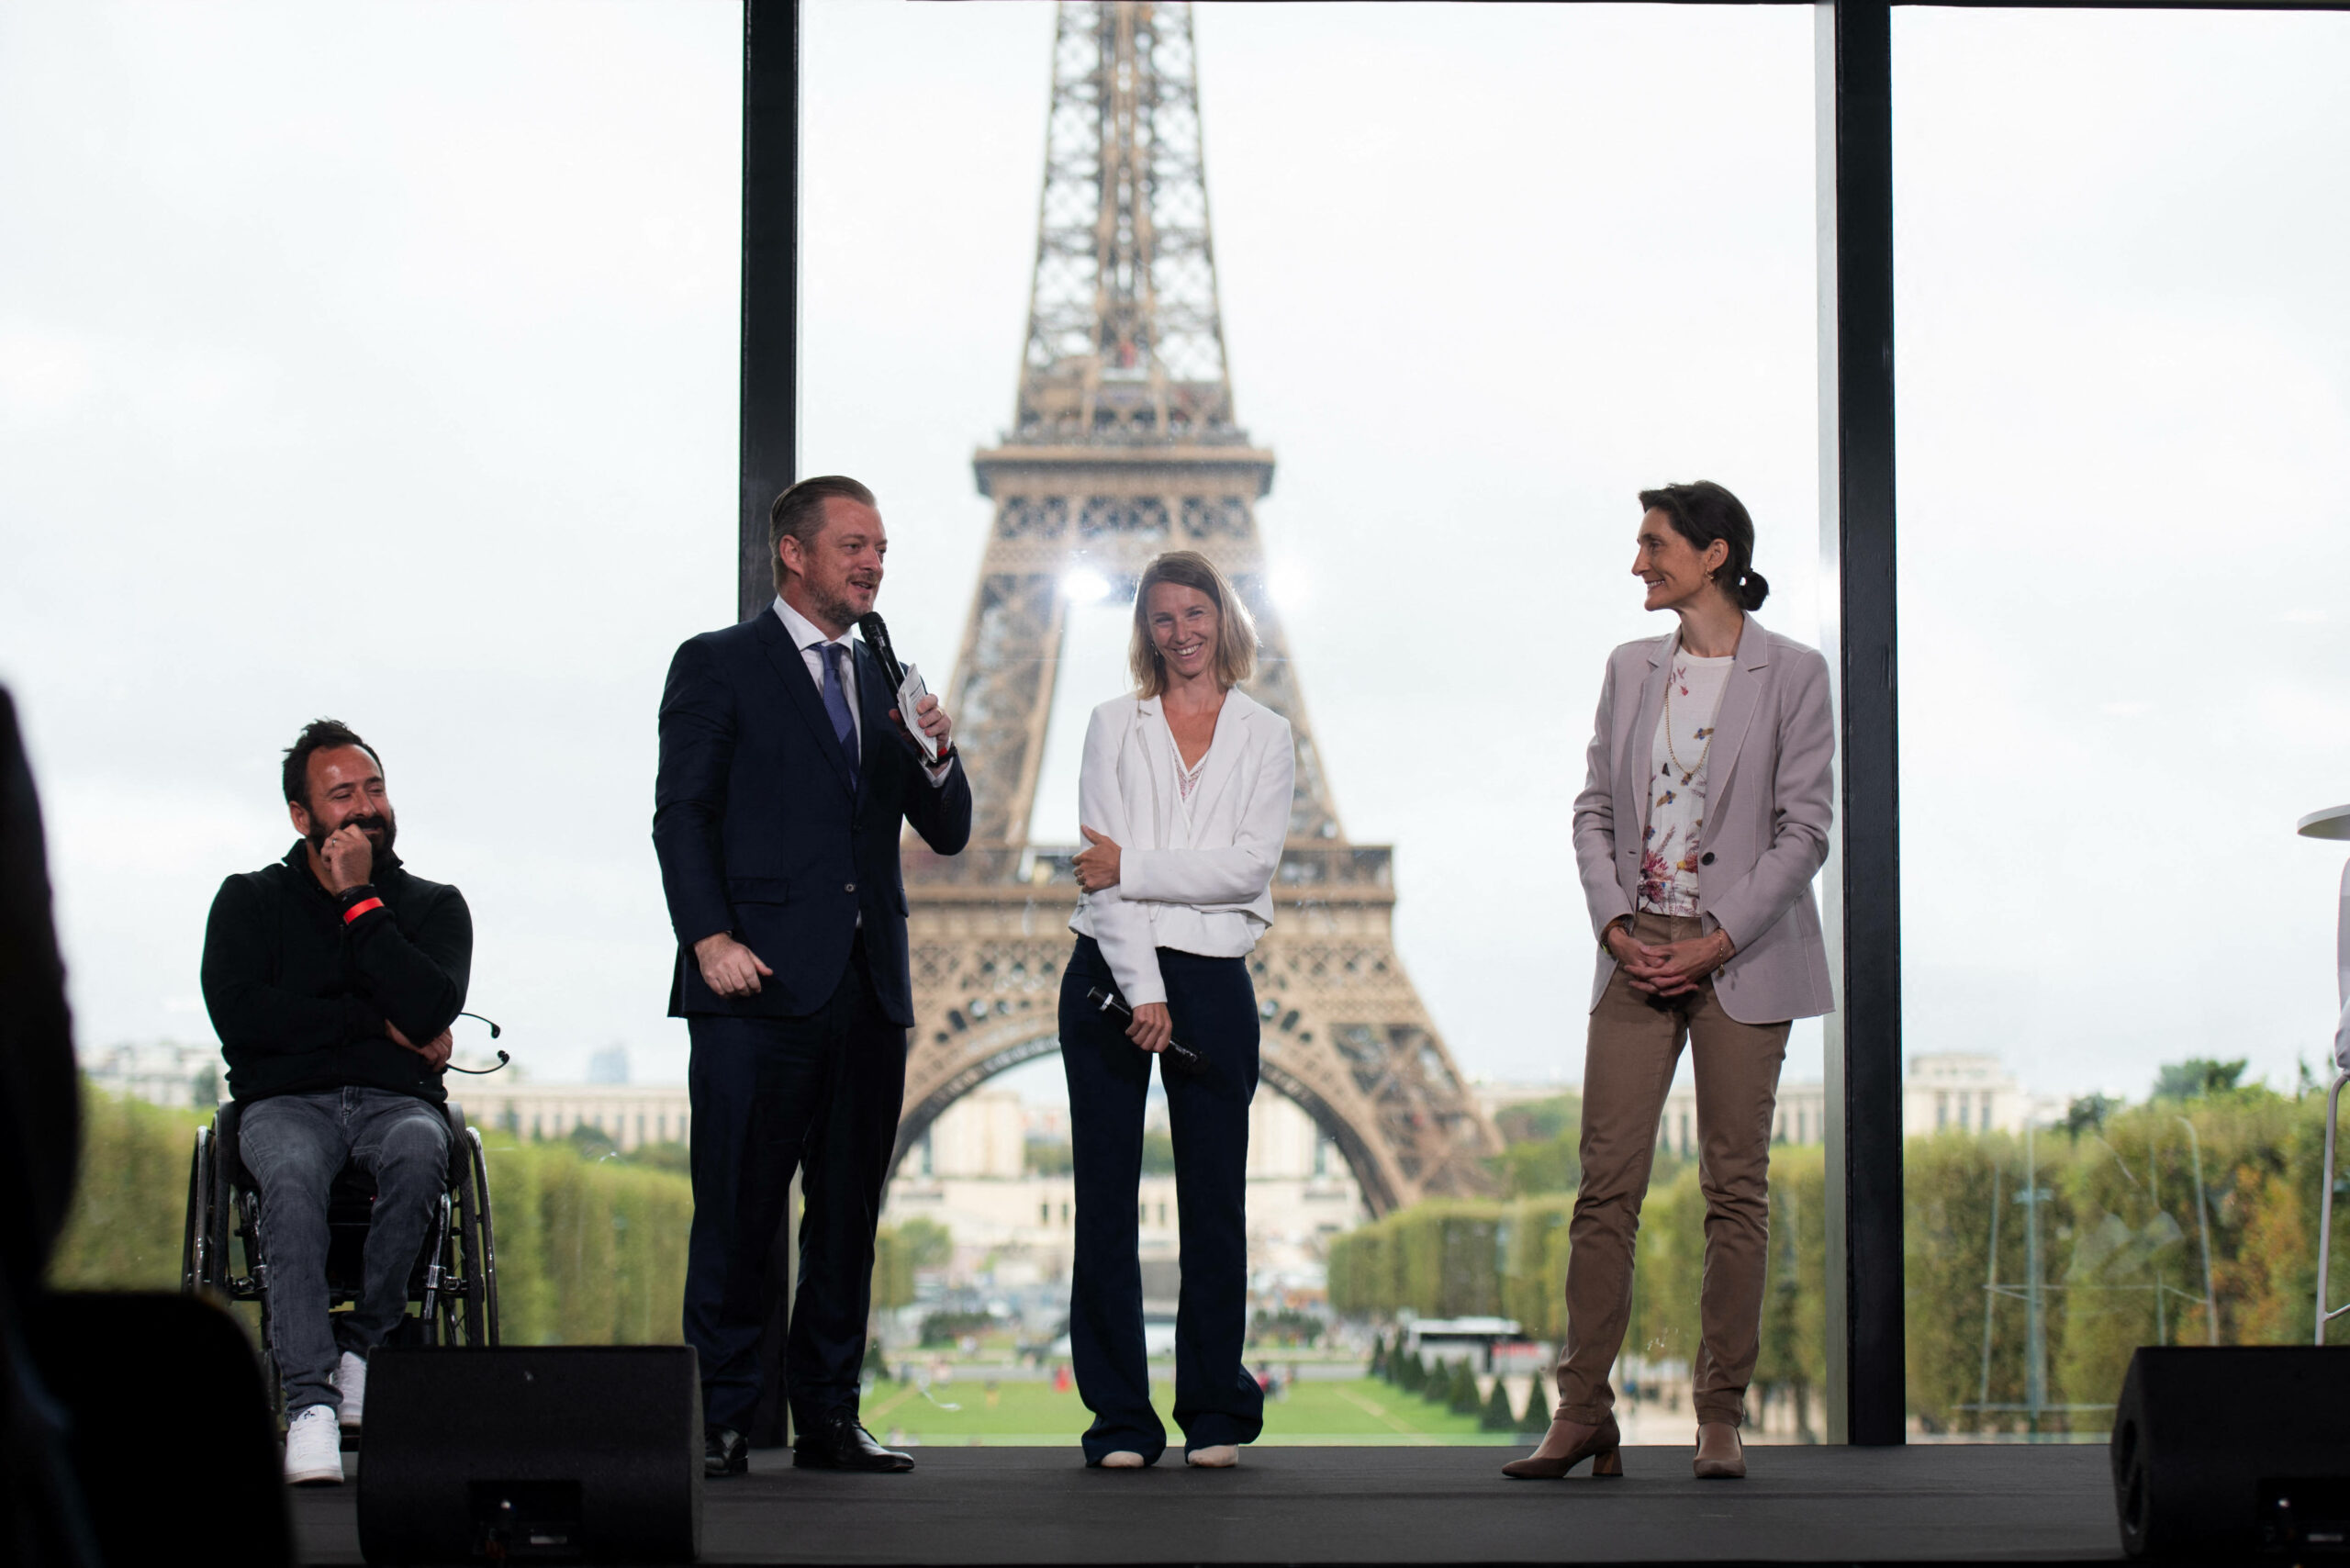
left=1737, top=568, right=1770, bottom=611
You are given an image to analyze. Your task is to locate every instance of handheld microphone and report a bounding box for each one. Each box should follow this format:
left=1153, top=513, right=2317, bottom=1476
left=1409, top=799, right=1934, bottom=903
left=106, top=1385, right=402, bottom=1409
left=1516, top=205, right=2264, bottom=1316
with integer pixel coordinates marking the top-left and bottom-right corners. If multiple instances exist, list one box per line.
left=1085, top=986, right=1209, bottom=1081
left=856, top=610, right=906, bottom=686
left=856, top=611, right=944, bottom=763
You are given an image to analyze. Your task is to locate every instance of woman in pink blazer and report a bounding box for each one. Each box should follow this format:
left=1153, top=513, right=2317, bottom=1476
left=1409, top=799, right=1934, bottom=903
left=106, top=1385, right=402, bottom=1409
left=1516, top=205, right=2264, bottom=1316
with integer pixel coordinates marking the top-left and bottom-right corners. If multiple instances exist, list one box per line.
left=1505, top=481, right=1835, bottom=1484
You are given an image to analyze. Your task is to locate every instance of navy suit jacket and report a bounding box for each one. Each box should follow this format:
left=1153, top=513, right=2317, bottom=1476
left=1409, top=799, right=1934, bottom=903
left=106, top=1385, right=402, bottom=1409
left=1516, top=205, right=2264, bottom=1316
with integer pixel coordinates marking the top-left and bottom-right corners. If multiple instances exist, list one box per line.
left=653, top=608, right=972, bottom=1025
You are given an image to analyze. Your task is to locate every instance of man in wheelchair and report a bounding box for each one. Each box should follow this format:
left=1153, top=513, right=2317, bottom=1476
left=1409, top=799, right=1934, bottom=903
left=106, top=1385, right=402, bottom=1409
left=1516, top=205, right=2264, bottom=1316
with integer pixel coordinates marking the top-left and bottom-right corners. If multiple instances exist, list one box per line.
left=200, top=718, right=472, bottom=1485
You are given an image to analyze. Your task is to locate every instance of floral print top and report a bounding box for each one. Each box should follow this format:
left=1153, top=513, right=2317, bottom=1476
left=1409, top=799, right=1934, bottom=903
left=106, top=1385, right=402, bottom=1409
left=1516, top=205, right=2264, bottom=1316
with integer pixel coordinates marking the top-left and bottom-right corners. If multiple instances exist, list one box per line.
left=1639, top=650, right=1734, bottom=916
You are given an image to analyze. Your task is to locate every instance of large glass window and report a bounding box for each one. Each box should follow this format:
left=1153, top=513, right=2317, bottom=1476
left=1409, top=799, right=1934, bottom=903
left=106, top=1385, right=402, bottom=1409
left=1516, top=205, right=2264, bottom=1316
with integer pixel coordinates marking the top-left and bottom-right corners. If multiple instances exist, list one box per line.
left=1, top=2, right=739, bottom=1326
left=806, top=0, right=1824, bottom=1441
left=1895, top=6, right=2350, bottom=1437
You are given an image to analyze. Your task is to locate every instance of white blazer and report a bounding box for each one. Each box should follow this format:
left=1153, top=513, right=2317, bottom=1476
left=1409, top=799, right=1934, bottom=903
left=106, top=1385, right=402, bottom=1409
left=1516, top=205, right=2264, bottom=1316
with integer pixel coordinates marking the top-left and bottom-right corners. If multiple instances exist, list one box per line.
left=1068, top=687, right=1296, bottom=1009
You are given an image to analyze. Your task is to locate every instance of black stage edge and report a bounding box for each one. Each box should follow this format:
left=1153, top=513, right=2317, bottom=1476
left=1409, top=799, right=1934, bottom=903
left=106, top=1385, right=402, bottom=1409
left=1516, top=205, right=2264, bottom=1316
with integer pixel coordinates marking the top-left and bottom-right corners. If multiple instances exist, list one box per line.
left=285, top=1444, right=2121, bottom=1564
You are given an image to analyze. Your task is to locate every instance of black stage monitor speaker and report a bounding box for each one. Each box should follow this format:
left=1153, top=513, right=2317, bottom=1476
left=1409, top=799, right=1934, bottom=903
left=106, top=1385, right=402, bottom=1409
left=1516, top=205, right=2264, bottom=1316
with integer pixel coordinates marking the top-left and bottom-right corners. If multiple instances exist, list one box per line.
left=2113, top=1345, right=2350, bottom=1559
left=357, top=1346, right=701, bottom=1564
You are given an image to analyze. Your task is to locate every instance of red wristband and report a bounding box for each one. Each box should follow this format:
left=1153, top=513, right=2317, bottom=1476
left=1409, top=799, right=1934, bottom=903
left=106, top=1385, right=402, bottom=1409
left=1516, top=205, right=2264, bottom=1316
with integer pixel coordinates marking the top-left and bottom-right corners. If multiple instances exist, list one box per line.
left=342, top=897, right=385, bottom=925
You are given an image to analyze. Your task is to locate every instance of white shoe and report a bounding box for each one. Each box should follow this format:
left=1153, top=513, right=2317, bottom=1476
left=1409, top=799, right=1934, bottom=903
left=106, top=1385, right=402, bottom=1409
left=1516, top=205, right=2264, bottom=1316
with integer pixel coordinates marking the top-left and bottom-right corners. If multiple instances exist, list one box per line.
left=285, top=1405, right=344, bottom=1485
left=337, top=1351, right=366, bottom=1431
left=1186, top=1444, right=1238, bottom=1469
left=1099, top=1450, right=1147, bottom=1469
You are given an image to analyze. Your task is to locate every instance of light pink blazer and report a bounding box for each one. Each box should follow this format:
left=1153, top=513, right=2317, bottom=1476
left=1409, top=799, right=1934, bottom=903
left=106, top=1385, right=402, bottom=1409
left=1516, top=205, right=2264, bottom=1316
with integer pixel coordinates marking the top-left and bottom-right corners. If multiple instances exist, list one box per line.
left=1572, top=616, right=1837, bottom=1025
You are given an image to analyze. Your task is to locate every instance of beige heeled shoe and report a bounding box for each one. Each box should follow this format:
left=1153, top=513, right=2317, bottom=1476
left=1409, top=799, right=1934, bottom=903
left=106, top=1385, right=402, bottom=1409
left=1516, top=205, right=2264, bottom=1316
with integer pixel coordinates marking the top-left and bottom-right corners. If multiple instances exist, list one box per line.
left=1501, top=1414, right=1624, bottom=1480
left=1098, top=1450, right=1147, bottom=1469
left=1694, top=1421, right=1745, bottom=1479
left=1186, top=1444, right=1239, bottom=1469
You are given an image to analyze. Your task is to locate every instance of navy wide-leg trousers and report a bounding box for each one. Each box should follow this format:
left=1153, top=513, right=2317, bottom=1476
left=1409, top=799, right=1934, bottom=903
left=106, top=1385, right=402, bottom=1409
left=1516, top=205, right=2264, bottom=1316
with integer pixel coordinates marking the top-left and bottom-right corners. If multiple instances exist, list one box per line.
left=1059, top=935, right=1264, bottom=1464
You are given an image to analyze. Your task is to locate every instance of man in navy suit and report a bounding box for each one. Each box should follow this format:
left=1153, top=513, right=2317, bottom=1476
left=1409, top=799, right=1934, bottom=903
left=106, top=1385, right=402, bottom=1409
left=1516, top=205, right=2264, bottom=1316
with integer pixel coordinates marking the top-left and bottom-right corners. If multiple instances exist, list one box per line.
left=654, top=475, right=971, bottom=1476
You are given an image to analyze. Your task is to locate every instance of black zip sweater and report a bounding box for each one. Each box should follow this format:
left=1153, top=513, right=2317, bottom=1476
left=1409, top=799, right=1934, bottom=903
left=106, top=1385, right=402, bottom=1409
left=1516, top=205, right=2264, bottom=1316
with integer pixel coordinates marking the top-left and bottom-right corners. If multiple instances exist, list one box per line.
left=200, top=842, right=471, bottom=1104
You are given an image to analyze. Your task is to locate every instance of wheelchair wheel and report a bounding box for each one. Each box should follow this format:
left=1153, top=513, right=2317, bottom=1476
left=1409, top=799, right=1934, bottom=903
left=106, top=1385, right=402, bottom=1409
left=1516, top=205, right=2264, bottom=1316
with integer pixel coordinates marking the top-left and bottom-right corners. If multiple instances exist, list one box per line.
left=454, top=1126, right=499, bottom=1345
left=181, top=1125, right=209, bottom=1295
left=239, top=1186, right=283, bottom=1419
left=474, top=1128, right=499, bottom=1344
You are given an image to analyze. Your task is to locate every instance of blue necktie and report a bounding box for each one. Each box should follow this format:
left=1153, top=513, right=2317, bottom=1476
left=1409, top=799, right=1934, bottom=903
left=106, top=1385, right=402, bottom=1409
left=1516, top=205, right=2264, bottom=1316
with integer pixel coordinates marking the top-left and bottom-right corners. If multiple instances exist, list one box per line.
left=819, top=642, right=859, bottom=789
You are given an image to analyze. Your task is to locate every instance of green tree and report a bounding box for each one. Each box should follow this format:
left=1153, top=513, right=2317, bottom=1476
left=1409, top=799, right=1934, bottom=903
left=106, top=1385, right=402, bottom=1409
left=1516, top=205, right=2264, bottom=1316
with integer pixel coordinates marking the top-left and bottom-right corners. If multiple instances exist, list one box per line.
left=1520, top=1372, right=1551, bottom=1431
left=1480, top=1375, right=1517, bottom=1431
left=1445, top=1359, right=1481, bottom=1416
left=1499, top=1135, right=1580, bottom=1197
left=1493, top=1093, right=1581, bottom=1146
left=2152, top=1058, right=2248, bottom=1102
left=1024, top=1136, right=1073, bottom=1175
left=2063, top=1094, right=2120, bottom=1141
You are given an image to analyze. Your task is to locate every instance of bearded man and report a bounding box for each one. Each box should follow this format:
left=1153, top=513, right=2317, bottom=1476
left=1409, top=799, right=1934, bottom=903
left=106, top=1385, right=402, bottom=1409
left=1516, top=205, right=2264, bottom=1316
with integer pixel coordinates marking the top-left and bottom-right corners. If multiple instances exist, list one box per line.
left=200, top=717, right=471, bottom=1484
left=655, top=475, right=969, bottom=1477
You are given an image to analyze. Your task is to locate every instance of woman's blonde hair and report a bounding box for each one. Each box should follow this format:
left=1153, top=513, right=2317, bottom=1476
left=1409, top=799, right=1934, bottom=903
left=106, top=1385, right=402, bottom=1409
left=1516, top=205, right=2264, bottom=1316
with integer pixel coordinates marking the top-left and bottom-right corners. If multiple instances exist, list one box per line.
left=1127, top=550, right=1258, bottom=698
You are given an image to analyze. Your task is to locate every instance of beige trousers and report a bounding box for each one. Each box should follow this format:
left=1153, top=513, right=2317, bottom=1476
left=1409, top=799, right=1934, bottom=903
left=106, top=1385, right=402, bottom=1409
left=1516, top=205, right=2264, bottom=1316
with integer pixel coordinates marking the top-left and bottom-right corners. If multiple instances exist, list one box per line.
left=1555, top=912, right=1791, bottom=1428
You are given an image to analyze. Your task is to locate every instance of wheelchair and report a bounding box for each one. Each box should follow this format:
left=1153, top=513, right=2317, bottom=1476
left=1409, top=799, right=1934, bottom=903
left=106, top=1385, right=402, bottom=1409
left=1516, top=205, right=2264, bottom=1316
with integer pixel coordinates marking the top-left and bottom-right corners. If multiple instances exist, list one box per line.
left=181, top=1095, right=499, bottom=1418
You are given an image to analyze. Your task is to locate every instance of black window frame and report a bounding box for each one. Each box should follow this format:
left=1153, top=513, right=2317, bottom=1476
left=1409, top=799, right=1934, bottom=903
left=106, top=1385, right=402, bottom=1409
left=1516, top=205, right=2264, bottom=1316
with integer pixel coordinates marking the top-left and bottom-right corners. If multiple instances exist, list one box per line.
left=741, top=0, right=2350, bottom=1446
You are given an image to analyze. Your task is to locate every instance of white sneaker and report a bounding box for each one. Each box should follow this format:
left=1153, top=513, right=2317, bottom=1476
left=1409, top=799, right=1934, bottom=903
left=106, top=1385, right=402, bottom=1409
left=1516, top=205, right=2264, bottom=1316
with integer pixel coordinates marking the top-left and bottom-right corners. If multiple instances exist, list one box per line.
left=285, top=1405, right=344, bottom=1485
left=337, top=1350, right=367, bottom=1431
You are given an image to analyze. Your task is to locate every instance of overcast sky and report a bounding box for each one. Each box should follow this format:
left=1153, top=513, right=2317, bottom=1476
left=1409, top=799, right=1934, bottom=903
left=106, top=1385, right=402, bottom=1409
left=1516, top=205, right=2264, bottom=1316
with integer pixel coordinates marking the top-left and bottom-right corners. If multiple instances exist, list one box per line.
left=3, top=2, right=2344, bottom=1108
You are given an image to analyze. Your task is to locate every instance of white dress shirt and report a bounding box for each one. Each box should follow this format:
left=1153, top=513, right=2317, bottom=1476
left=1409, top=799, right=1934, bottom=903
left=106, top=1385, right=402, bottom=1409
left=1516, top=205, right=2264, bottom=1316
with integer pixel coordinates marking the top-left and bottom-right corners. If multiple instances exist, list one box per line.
left=1069, top=686, right=1296, bottom=1009
left=772, top=596, right=953, bottom=788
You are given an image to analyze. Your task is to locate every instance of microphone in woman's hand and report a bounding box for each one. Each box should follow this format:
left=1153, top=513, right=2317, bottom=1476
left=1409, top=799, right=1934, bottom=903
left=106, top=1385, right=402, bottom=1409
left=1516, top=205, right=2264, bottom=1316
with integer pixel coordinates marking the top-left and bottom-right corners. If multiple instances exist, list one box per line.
left=1086, top=986, right=1208, bottom=1080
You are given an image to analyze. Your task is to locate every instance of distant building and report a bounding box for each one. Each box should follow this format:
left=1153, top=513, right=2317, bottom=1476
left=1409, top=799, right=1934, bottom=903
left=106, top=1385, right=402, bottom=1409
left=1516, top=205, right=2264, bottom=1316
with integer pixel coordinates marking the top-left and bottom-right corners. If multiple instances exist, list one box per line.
left=1484, top=1051, right=2050, bottom=1159
left=886, top=1084, right=1367, bottom=1282
left=447, top=1081, right=691, bottom=1151
left=1903, top=1052, right=2049, bottom=1137
left=1472, top=1081, right=1578, bottom=1122
left=80, top=1040, right=220, bottom=1109
left=1656, top=1080, right=1829, bottom=1159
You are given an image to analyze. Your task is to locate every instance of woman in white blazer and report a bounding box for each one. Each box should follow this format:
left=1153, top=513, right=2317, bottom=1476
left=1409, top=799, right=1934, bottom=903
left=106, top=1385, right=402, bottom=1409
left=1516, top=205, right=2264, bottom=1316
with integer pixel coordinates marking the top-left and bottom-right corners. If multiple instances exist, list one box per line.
left=1506, top=481, right=1835, bottom=1485
left=1060, top=549, right=1295, bottom=1473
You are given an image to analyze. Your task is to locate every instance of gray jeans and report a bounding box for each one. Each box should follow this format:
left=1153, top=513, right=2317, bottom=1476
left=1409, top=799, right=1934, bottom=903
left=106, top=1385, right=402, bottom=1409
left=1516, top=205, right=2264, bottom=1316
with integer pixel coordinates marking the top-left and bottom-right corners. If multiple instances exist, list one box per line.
left=238, top=1087, right=450, bottom=1415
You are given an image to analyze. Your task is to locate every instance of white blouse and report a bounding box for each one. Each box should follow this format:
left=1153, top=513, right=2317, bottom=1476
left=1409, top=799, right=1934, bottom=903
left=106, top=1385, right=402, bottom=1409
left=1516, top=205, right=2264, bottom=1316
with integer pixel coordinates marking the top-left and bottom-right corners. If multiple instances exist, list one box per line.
left=1068, top=687, right=1296, bottom=1009
left=1638, top=646, right=1733, bottom=917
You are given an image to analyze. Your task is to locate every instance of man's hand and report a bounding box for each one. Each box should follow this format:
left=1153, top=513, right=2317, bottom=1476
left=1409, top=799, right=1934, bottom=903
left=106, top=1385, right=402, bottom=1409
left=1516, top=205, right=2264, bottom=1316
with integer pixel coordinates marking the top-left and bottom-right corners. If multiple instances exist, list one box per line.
left=1127, top=1002, right=1173, bottom=1054
left=386, top=1021, right=453, bottom=1070
left=1614, top=928, right=1735, bottom=998
left=695, top=932, right=773, bottom=999
left=1073, top=826, right=1122, bottom=892
left=320, top=823, right=375, bottom=893
left=888, top=694, right=954, bottom=756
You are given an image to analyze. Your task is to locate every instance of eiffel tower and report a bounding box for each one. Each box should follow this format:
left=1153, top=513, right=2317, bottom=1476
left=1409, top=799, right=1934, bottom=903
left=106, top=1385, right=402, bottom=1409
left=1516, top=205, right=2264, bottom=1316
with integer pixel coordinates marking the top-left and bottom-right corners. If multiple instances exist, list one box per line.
left=898, top=0, right=1497, bottom=1215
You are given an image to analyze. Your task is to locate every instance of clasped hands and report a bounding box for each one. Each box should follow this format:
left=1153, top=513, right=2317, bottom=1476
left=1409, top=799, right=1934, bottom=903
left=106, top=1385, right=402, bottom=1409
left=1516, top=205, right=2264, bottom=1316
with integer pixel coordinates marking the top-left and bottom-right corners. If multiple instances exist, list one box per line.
left=1606, top=921, right=1736, bottom=999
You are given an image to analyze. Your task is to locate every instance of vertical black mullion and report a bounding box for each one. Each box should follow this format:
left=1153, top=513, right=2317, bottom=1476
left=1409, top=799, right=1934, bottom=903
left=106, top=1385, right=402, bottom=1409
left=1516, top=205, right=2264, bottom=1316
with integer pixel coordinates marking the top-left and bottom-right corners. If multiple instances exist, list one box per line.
left=1820, top=0, right=1904, bottom=1447
left=740, top=0, right=800, bottom=1450
left=740, top=0, right=799, bottom=623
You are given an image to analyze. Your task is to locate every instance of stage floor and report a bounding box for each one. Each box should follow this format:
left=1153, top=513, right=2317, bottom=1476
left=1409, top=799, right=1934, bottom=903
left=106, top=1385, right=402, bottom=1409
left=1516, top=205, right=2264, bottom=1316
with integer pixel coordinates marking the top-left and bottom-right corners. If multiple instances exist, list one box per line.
left=286, top=1442, right=2121, bottom=1564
